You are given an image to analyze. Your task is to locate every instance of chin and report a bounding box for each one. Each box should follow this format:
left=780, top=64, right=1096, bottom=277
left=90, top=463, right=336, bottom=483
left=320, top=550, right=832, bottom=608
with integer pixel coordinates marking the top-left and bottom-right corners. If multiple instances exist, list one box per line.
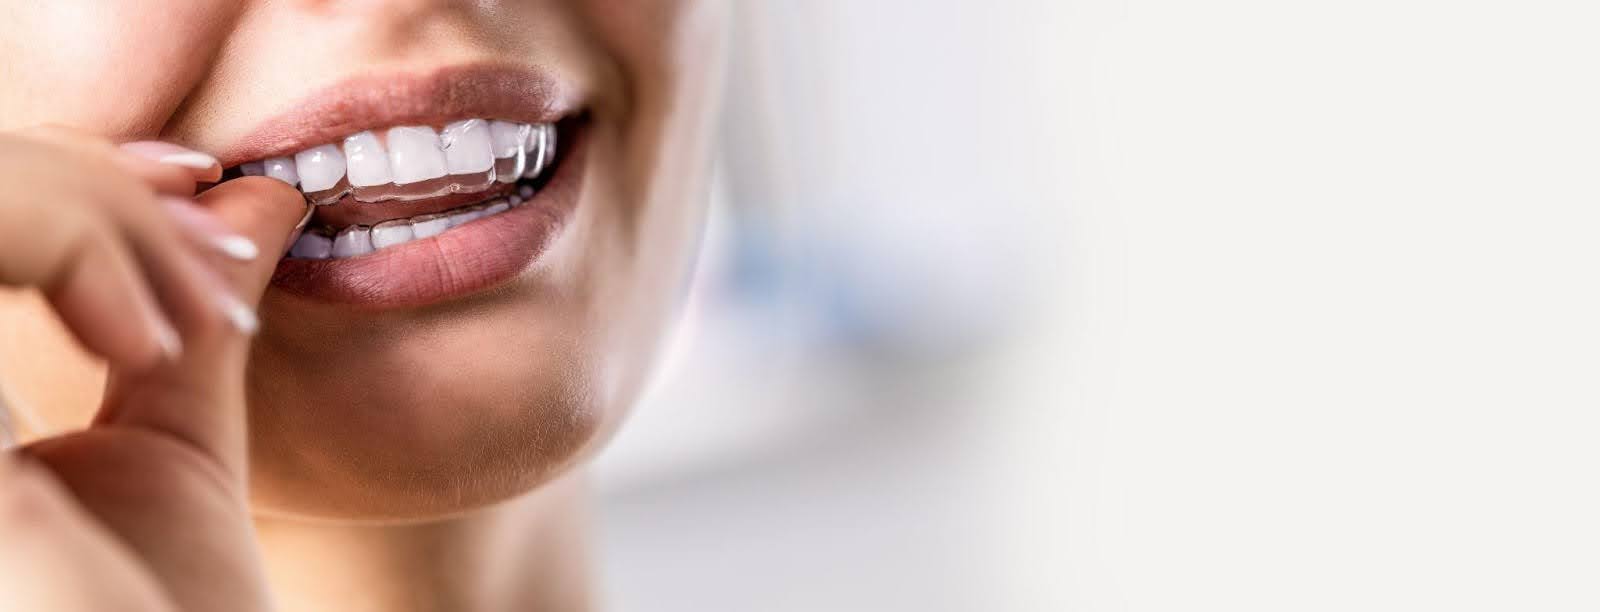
left=241, top=287, right=615, bottom=521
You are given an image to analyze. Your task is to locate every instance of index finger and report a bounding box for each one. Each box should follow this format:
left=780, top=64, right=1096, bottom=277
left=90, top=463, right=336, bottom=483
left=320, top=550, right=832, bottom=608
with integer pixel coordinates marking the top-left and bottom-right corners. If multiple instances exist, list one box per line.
left=98, top=177, right=307, bottom=479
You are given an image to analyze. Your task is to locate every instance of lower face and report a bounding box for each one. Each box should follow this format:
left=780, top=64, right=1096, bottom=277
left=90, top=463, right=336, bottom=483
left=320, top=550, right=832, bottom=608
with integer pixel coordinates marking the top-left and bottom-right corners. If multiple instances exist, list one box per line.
left=0, top=1, right=726, bottom=520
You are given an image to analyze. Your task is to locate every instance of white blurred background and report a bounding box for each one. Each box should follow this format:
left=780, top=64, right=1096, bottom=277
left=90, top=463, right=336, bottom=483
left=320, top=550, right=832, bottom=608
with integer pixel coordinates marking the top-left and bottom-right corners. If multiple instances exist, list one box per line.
left=593, top=1, right=1600, bottom=610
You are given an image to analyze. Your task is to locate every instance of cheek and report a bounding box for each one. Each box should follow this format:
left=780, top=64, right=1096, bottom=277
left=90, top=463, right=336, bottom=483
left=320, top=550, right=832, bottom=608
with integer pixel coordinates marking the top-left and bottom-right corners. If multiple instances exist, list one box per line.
left=0, top=0, right=234, bottom=135
left=566, top=0, right=728, bottom=397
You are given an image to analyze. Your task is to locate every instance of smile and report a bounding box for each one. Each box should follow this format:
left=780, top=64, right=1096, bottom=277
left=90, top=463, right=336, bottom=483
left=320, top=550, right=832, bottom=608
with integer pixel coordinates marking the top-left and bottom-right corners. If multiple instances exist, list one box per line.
left=218, top=65, right=586, bottom=308
left=233, top=119, right=561, bottom=259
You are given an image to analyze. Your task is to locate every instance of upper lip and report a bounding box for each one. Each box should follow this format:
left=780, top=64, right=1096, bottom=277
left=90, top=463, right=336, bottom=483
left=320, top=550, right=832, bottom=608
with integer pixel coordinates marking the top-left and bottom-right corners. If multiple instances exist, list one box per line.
left=217, top=62, right=583, bottom=168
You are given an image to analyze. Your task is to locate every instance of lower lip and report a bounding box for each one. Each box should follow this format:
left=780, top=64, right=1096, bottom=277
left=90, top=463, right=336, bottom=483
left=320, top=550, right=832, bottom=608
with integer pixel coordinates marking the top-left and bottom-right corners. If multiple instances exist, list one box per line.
left=268, top=133, right=584, bottom=309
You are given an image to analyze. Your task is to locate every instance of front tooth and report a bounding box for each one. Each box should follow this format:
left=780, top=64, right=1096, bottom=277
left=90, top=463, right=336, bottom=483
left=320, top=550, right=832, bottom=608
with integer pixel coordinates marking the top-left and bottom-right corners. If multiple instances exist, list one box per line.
left=343, top=131, right=392, bottom=187
left=441, top=119, right=495, bottom=175
left=489, top=121, right=531, bottom=158
left=484, top=200, right=510, bottom=215
left=386, top=126, right=448, bottom=185
left=331, top=226, right=373, bottom=258
left=411, top=214, right=451, bottom=238
left=241, top=161, right=266, bottom=176
left=370, top=221, right=415, bottom=250
left=448, top=207, right=485, bottom=227
left=263, top=156, right=299, bottom=186
left=294, top=144, right=347, bottom=192
left=288, top=233, right=333, bottom=259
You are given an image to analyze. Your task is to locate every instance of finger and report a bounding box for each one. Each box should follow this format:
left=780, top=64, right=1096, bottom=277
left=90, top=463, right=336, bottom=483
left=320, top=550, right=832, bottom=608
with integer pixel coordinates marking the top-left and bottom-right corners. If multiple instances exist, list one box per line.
left=44, top=222, right=183, bottom=370
left=71, top=167, right=260, bottom=343
left=190, top=177, right=311, bottom=298
left=161, top=196, right=260, bottom=262
left=0, top=133, right=188, bottom=371
left=98, top=177, right=305, bottom=477
left=117, top=141, right=223, bottom=189
left=0, top=455, right=170, bottom=612
left=3, top=128, right=247, bottom=340
left=20, top=127, right=219, bottom=194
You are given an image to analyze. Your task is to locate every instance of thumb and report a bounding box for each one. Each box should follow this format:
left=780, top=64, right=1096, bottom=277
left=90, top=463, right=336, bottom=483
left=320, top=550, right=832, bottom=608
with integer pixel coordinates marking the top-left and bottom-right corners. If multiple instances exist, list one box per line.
left=99, top=177, right=309, bottom=480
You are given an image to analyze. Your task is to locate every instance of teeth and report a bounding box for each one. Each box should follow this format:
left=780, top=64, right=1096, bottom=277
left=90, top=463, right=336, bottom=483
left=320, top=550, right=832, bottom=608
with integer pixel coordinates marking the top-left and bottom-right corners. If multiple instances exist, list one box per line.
left=342, top=131, right=392, bottom=187
left=370, top=221, right=416, bottom=249
left=263, top=156, right=299, bottom=186
left=448, top=207, right=486, bottom=226
left=295, top=144, right=347, bottom=193
left=386, top=126, right=449, bottom=185
left=331, top=226, right=374, bottom=258
left=441, top=119, right=496, bottom=175
left=411, top=214, right=451, bottom=239
left=244, top=119, right=555, bottom=206
left=488, top=121, right=531, bottom=158
left=289, top=233, right=333, bottom=259
left=284, top=195, right=525, bottom=259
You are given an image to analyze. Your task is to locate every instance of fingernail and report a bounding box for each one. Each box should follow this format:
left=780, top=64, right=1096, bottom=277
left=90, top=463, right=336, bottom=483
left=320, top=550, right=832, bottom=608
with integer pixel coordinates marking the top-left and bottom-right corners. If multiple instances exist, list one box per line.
left=159, top=151, right=220, bottom=170
left=215, top=236, right=260, bottom=261
left=154, top=318, right=184, bottom=361
left=120, top=141, right=221, bottom=171
left=162, top=197, right=259, bottom=261
left=284, top=202, right=316, bottom=257
left=219, top=293, right=259, bottom=335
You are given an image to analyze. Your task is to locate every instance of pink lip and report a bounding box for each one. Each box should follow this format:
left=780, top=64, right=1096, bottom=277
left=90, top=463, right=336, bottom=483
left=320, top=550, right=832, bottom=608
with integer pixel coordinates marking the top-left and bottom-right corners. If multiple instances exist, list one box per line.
left=270, top=131, right=584, bottom=308
left=241, top=64, right=587, bottom=309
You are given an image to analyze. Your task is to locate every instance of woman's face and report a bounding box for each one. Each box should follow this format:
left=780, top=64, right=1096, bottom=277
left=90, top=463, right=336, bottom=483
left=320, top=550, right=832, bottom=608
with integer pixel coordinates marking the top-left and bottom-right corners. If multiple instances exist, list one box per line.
left=0, top=1, right=725, bottom=520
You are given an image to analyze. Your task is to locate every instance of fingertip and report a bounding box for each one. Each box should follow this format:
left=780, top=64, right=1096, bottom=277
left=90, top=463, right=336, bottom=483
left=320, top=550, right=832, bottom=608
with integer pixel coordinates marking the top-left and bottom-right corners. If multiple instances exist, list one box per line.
left=161, top=197, right=260, bottom=261
left=196, top=177, right=313, bottom=257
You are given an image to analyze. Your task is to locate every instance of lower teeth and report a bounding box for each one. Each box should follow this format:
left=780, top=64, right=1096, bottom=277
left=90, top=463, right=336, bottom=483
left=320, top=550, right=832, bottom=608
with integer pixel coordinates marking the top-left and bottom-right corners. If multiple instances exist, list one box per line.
left=286, top=182, right=539, bottom=260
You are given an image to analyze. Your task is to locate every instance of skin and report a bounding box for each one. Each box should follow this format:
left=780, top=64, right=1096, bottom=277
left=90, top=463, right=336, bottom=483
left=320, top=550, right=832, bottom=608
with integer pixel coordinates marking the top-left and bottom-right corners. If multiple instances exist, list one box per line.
left=0, top=1, right=725, bottom=610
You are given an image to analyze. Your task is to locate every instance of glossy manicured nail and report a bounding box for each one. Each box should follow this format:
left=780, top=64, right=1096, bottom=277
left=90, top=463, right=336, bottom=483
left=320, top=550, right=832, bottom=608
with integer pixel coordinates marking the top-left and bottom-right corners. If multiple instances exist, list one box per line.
left=215, top=236, right=260, bottom=261
left=218, top=292, right=259, bottom=335
left=163, top=197, right=259, bottom=261
left=120, top=141, right=223, bottom=181
left=154, top=318, right=184, bottom=360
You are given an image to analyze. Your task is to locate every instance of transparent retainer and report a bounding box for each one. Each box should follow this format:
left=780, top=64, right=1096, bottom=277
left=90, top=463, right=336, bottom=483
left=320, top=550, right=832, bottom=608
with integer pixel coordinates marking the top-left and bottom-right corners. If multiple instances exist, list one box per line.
left=303, top=148, right=529, bottom=206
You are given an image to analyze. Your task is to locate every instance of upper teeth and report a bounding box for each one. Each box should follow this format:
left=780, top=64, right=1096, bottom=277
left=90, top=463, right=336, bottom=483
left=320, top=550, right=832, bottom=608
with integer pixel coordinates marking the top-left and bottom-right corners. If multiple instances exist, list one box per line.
left=241, top=119, right=557, bottom=205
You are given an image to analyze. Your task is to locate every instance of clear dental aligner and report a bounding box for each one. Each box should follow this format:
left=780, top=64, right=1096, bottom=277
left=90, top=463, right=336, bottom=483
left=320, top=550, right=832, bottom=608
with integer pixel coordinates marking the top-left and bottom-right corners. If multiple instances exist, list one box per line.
left=290, top=184, right=540, bottom=260
left=232, top=119, right=558, bottom=260
left=239, top=119, right=557, bottom=206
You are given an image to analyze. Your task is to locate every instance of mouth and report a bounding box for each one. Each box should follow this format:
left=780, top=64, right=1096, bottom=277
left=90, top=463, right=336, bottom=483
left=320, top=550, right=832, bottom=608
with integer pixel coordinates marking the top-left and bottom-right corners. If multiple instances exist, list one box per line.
left=214, top=64, right=586, bottom=309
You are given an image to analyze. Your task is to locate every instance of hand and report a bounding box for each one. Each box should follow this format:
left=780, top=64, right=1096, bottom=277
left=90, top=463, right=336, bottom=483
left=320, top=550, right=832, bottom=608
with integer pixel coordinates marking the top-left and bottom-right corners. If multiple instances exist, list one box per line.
left=0, top=127, right=307, bottom=611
